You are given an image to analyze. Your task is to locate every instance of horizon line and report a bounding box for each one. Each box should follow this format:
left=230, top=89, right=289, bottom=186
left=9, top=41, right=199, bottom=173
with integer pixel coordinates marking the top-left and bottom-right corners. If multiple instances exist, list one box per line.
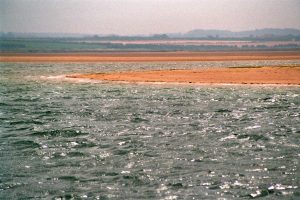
left=1, top=27, right=300, bottom=37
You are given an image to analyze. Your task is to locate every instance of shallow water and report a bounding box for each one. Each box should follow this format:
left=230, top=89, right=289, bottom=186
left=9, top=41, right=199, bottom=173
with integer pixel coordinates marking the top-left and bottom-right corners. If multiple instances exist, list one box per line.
left=0, top=61, right=300, bottom=199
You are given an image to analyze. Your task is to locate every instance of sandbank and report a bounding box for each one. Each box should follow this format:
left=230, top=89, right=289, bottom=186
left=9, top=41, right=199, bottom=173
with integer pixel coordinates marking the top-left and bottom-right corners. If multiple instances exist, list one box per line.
left=1, top=51, right=300, bottom=62
left=66, top=66, right=300, bottom=85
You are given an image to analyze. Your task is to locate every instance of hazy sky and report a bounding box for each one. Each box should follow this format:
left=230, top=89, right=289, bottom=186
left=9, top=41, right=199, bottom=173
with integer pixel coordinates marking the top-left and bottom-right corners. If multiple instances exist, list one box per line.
left=1, top=0, right=300, bottom=35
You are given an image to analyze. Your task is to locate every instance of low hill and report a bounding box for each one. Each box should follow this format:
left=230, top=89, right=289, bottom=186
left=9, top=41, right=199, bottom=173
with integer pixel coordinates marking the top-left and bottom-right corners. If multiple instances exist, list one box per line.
left=169, top=28, right=300, bottom=38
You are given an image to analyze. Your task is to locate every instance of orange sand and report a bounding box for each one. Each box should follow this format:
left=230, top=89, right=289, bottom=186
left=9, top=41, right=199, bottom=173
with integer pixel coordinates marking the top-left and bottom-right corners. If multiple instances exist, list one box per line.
left=1, top=51, right=300, bottom=62
left=66, top=66, right=300, bottom=85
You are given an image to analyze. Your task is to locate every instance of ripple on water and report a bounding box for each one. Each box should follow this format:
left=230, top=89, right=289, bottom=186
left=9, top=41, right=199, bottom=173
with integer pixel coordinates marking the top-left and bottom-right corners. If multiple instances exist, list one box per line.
left=31, top=129, right=89, bottom=138
left=12, top=140, right=41, bottom=150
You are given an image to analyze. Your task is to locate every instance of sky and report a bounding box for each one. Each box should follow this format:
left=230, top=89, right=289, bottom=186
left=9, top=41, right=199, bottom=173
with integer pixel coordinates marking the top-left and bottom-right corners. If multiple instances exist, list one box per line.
left=1, top=0, right=300, bottom=35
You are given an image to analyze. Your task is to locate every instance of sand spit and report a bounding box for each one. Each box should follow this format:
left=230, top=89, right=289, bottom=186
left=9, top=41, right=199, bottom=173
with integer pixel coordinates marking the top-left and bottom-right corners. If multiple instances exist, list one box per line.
left=66, top=66, right=300, bottom=85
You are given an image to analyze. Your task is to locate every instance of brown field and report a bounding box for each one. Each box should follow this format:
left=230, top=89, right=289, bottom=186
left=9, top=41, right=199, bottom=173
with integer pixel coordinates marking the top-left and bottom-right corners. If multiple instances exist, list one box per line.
left=67, top=66, right=300, bottom=85
left=1, top=51, right=300, bottom=62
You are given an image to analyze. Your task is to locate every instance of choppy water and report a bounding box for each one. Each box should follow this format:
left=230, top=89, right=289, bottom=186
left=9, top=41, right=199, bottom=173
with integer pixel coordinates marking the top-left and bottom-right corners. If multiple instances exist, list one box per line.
left=1, top=61, right=300, bottom=199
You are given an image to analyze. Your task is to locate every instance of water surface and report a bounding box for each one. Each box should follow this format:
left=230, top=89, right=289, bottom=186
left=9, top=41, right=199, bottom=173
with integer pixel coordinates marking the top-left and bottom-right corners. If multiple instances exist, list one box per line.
left=0, top=61, right=299, bottom=199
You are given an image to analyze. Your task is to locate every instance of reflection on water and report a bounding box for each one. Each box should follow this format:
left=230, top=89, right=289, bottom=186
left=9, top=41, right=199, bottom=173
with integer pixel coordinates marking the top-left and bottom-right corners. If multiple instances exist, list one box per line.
left=0, top=61, right=299, bottom=199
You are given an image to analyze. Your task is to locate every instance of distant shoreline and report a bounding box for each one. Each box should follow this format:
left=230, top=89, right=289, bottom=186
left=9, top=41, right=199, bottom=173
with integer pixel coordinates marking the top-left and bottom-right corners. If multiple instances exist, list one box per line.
left=1, top=51, right=300, bottom=62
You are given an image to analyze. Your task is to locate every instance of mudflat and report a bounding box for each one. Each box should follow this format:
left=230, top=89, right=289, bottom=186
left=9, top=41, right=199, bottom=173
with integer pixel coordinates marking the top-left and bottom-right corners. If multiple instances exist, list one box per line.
left=1, top=51, right=300, bottom=62
left=67, top=66, right=300, bottom=85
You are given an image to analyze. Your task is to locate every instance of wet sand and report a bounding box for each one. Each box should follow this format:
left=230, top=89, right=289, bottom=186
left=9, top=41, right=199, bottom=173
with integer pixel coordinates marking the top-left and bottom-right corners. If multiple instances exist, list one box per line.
left=67, top=66, right=300, bottom=85
left=1, top=51, right=300, bottom=62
